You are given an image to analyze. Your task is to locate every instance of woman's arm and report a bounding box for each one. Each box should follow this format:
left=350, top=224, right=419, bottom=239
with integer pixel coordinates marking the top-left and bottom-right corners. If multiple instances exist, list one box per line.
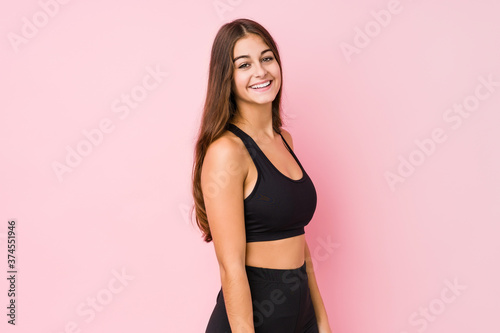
left=201, top=137, right=255, bottom=332
left=219, top=264, right=254, bottom=332
left=305, top=240, right=332, bottom=332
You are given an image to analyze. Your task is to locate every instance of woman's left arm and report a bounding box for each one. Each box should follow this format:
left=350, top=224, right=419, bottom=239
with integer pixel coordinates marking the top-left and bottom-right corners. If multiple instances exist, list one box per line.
left=304, top=239, right=332, bottom=333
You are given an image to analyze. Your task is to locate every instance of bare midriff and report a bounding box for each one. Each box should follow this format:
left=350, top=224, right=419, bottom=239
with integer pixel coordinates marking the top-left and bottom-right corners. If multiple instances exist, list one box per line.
left=245, top=234, right=306, bottom=269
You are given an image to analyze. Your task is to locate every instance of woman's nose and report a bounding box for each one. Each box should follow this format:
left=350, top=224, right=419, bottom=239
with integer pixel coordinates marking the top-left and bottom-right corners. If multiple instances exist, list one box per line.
left=253, top=62, right=267, bottom=77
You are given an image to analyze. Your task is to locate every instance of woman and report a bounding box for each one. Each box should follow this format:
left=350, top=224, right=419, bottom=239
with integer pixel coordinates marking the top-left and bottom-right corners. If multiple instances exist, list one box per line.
left=191, top=18, right=332, bottom=332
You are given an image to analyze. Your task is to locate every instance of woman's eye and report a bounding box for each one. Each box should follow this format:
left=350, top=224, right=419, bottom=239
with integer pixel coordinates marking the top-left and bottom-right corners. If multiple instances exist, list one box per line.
left=238, top=57, right=274, bottom=69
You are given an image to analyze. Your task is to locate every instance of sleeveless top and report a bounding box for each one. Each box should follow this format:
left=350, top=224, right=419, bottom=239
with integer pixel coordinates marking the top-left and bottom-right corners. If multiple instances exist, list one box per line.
left=226, top=123, right=317, bottom=243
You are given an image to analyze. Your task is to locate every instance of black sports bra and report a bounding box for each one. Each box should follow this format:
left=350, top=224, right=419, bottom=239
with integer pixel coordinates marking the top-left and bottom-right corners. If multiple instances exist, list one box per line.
left=227, top=123, right=317, bottom=243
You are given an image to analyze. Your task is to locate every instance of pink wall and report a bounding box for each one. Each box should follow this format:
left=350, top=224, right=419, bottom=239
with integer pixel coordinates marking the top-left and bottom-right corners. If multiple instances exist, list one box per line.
left=2, top=0, right=499, bottom=332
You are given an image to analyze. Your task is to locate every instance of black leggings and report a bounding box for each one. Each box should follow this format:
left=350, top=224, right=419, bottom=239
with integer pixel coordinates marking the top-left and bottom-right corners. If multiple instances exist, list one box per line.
left=205, top=261, right=319, bottom=333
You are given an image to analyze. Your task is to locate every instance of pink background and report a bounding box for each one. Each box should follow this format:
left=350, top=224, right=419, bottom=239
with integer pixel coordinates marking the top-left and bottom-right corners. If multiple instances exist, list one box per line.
left=1, top=0, right=499, bottom=332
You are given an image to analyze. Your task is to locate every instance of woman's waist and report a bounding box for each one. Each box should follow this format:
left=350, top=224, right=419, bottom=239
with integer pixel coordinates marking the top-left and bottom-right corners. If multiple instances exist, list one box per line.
left=245, top=234, right=305, bottom=270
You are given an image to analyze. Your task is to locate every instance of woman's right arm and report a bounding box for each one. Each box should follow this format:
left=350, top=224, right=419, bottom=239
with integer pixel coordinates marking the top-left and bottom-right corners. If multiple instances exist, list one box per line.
left=201, top=137, right=255, bottom=333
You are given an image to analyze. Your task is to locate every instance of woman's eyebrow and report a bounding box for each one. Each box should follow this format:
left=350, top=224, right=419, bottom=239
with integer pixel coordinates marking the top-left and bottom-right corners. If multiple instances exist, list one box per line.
left=233, top=48, right=272, bottom=63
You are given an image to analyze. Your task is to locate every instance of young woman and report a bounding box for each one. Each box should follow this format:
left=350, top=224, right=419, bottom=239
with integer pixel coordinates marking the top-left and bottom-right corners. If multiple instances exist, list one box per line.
left=191, top=18, right=332, bottom=333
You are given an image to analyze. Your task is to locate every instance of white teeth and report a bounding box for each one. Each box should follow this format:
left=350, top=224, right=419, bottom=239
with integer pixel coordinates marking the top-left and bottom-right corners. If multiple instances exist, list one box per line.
left=250, top=81, right=271, bottom=89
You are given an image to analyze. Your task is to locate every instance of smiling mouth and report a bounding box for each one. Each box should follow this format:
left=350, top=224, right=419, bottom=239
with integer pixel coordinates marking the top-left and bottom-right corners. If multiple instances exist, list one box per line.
left=250, top=80, right=272, bottom=89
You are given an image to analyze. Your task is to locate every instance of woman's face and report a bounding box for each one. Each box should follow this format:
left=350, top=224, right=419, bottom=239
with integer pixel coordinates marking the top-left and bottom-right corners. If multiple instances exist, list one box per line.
left=232, top=34, right=281, bottom=108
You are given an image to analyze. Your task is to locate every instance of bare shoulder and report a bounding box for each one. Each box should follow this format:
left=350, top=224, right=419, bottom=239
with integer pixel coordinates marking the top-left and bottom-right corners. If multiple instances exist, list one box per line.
left=205, top=129, right=247, bottom=161
left=202, top=130, right=248, bottom=188
left=279, top=128, right=295, bottom=151
left=205, top=131, right=241, bottom=158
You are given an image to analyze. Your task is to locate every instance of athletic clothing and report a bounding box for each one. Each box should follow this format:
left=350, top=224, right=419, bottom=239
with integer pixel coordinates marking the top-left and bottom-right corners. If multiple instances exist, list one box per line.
left=226, top=123, right=317, bottom=243
left=205, top=123, right=320, bottom=332
left=205, top=261, right=319, bottom=333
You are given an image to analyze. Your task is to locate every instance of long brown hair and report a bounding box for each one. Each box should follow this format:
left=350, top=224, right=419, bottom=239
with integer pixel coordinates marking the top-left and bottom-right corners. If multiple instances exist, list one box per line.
left=191, top=18, right=284, bottom=242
